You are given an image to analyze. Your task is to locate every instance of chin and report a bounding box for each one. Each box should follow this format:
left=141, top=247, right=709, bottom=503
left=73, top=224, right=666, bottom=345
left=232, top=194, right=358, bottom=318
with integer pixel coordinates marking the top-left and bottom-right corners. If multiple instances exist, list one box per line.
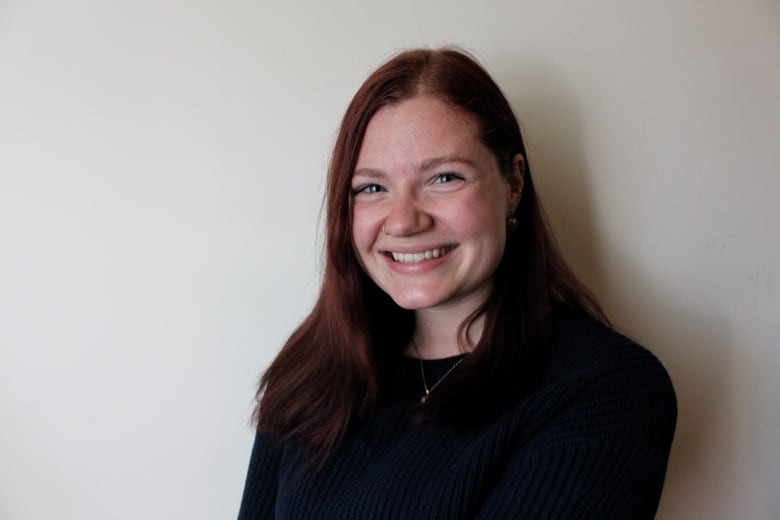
left=387, top=291, right=446, bottom=311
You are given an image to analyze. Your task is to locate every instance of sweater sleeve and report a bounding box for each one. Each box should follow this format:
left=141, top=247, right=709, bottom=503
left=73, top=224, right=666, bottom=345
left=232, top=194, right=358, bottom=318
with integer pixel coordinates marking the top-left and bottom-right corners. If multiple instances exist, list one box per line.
left=474, top=336, right=677, bottom=519
left=237, top=431, right=282, bottom=520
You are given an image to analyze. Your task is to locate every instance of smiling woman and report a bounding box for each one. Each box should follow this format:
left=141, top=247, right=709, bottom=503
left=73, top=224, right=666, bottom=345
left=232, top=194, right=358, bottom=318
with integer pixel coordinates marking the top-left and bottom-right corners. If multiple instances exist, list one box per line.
left=238, top=48, right=677, bottom=519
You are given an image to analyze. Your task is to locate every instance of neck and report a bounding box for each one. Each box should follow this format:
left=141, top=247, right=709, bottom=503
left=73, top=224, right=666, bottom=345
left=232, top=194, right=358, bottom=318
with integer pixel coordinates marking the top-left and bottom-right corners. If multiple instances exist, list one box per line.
left=408, top=306, right=485, bottom=359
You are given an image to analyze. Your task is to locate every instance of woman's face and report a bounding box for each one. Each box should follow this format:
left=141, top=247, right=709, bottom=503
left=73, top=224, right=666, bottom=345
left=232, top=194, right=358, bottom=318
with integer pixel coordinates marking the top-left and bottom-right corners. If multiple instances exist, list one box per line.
left=351, top=95, right=522, bottom=314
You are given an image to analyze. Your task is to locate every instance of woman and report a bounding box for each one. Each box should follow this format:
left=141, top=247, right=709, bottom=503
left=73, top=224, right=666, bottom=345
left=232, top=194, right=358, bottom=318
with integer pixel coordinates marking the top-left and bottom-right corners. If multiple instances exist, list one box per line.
left=238, top=48, right=676, bottom=519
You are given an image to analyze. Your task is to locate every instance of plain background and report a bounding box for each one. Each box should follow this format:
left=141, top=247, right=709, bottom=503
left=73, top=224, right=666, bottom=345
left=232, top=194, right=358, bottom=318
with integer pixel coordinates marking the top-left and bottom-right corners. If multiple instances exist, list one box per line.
left=1, top=0, right=778, bottom=518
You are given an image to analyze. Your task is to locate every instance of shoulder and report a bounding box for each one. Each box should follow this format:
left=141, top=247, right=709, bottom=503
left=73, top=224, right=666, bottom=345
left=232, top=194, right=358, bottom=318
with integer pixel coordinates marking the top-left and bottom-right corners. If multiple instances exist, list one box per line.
left=553, top=310, right=674, bottom=389
left=551, top=309, right=671, bottom=379
left=525, top=308, right=677, bottom=446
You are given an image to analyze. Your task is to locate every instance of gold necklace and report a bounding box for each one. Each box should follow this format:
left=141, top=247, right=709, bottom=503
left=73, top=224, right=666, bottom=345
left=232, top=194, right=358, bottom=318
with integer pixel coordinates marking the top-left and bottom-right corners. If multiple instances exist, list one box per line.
left=411, top=340, right=466, bottom=403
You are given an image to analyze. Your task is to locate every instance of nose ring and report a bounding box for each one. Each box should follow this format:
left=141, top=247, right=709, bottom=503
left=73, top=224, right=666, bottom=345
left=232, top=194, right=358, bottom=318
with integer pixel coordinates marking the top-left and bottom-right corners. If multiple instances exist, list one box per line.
left=382, top=224, right=390, bottom=236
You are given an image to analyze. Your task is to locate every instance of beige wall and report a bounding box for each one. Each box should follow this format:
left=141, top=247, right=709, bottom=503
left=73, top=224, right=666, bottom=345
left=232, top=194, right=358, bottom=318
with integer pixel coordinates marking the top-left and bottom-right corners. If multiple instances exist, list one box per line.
left=1, top=1, right=778, bottom=518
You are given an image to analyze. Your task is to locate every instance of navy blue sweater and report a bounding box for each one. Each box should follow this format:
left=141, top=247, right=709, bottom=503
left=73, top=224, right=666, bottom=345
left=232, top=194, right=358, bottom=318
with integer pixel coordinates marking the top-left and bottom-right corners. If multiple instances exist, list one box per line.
left=238, top=315, right=676, bottom=519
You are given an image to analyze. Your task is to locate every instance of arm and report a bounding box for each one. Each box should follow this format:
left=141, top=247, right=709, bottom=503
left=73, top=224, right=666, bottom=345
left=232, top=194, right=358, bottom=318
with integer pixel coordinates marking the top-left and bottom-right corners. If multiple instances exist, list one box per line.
left=474, top=437, right=672, bottom=519
left=237, top=431, right=282, bottom=520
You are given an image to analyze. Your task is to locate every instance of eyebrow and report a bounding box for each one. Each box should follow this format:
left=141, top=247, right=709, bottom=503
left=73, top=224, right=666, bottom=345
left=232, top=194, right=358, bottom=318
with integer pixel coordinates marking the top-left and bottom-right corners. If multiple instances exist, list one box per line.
left=419, top=155, right=477, bottom=171
left=352, top=167, right=385, bottom=179
left=353, top=155, right=477, bottom=178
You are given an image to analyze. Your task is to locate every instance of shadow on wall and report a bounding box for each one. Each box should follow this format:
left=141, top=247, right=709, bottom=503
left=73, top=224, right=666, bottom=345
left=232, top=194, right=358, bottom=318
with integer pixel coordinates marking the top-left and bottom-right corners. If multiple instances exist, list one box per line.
left=494, top=56, right=732, bottom=518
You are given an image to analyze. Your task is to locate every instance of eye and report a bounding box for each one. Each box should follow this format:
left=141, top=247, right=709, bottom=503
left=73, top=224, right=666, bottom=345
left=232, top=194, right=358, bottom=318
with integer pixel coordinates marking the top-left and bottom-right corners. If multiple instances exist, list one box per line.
left=433, top=172, right=464, bottom=184
left=353, top=183, right=385, bottom=195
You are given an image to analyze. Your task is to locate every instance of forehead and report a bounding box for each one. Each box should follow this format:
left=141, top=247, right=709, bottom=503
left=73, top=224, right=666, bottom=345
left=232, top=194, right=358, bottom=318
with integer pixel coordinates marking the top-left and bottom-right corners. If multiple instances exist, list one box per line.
left=356, top=96, right=486, bottom=169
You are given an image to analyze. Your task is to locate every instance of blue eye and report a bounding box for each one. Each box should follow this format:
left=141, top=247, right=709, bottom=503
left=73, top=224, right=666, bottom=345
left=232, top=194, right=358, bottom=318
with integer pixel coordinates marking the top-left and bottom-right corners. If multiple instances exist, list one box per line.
left=354, top=183, right=385, bottom=194
left=434, top=173, right=464, bottom=184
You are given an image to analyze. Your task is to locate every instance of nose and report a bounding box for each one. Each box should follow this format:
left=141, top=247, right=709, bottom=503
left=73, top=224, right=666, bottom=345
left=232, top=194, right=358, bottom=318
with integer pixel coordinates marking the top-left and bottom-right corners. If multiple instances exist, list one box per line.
left=382, top=191, right=433, bottom=237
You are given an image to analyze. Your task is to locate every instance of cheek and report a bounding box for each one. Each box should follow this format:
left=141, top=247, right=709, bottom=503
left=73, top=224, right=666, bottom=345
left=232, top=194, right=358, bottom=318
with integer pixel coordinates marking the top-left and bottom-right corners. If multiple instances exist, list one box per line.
left=451, top=192, right=507, bottom=238
left=351, top=209, right=378, bottom=252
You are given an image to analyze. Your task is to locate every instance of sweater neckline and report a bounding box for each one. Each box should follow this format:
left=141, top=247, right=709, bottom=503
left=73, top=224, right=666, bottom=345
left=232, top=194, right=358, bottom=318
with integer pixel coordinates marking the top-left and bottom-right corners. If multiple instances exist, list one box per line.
left=398, top=352, right=468, bottom=365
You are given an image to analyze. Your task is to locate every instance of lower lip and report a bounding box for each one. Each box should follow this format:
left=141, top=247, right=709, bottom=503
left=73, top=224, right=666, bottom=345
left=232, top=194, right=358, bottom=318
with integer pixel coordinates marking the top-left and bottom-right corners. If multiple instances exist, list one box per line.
left=383, top=248, right=455, bottom=274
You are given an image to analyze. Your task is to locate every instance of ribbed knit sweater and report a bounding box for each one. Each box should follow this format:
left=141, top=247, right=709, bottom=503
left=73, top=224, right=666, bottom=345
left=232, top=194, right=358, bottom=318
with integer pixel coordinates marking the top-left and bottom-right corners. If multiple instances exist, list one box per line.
left=238, top=314, right=677, bottom=519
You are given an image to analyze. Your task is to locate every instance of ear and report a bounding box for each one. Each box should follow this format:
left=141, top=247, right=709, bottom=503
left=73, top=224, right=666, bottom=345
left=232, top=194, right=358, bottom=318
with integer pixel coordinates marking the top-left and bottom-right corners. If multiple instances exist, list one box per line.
left=506, top=153, right=525, bottom=211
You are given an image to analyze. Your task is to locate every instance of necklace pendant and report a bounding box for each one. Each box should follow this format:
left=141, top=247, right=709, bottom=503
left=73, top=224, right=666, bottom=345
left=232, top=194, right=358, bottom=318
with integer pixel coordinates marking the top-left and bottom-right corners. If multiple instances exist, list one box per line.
left=421, top=392, right=429, bottom=404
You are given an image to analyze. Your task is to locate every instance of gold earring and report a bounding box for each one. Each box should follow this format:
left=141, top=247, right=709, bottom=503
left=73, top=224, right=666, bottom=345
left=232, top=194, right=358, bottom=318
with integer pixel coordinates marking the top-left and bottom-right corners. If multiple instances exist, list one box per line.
left=506, top=210, right=519, bottom=232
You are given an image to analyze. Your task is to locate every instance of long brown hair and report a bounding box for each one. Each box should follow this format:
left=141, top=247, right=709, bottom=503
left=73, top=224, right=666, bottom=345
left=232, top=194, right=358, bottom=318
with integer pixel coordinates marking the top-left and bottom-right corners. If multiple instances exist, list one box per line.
left=254, top=47, right=606, bottom=459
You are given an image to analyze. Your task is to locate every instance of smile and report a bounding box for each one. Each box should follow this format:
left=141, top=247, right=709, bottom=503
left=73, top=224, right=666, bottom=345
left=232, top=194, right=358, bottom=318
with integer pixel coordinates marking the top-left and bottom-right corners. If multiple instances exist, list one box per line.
left=387, top=246, right=454, bottom=264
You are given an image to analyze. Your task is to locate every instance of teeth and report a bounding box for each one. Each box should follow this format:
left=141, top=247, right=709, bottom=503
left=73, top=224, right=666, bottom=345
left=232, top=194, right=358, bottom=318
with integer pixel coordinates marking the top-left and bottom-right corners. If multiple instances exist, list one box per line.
left=391, top=247, right=451, bottom=263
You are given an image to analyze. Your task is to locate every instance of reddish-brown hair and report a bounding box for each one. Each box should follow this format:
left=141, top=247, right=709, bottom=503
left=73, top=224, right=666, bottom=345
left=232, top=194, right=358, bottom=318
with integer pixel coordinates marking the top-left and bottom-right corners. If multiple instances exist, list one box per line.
left=254, top=48, right=606, bottom=459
